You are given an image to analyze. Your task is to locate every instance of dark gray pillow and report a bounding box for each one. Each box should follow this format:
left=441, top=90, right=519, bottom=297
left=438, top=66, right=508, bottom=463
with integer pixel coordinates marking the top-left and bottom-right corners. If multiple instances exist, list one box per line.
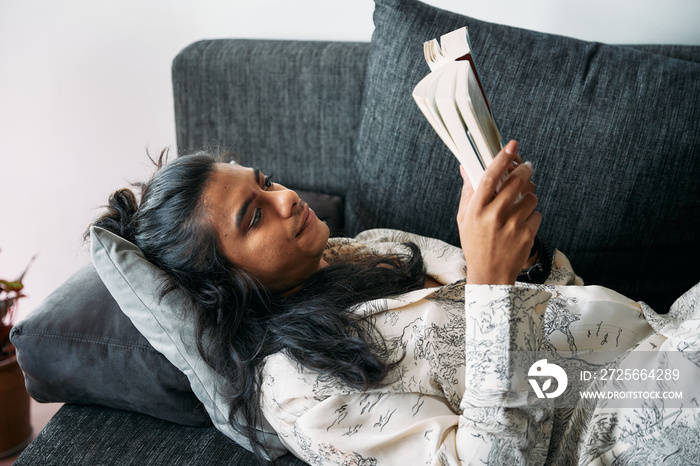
left=348, top=0, right=700, bottom=311
left=11, top=264, right=209, bottom=426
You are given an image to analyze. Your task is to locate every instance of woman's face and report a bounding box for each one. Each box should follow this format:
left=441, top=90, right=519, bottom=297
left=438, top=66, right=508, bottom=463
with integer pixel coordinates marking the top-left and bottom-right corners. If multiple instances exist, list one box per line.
left=203, top=163, right=330, bottom=293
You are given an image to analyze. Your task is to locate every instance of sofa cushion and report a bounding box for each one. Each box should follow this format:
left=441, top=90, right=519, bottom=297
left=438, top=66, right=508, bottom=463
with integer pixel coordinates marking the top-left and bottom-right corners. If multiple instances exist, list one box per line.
left=348, top=0, right=700, bottom=311
left=89, top=226, right=288, bottom=460
left=11, top=264, right=209, bottom=426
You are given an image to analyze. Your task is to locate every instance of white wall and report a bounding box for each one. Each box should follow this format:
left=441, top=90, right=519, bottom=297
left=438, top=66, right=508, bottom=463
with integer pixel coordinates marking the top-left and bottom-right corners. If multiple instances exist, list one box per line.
left=1, top=0, right=699, bottom=322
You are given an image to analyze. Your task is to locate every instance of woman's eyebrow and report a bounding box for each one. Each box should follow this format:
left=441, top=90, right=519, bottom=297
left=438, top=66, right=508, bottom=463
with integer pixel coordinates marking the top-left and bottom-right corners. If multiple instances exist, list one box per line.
left=235, top=168, right=260, bottom=229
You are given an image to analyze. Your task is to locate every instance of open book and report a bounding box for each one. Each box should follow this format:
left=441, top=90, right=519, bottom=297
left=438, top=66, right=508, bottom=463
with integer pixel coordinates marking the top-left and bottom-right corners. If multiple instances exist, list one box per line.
left=412, top=27, right=503, bottom=189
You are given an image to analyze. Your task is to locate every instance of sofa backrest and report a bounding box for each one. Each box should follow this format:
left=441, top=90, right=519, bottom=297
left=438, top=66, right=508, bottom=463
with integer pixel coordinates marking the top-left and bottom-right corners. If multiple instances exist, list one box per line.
left=172, top=24, right=700, bottom=312
left=173, top=39, right=370, bottom=199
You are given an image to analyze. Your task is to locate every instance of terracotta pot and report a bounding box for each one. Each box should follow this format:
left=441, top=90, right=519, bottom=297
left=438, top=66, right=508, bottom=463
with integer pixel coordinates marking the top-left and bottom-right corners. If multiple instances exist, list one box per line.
left=0, top=354, right=32, bottom=458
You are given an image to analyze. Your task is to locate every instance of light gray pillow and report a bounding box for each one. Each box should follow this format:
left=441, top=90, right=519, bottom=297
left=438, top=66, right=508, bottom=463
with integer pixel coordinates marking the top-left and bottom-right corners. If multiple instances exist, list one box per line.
left=89, top=226, right=288, bottom=460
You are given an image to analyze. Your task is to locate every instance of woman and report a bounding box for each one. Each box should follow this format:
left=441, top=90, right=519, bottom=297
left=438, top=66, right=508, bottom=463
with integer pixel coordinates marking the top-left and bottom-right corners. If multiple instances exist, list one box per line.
left=93, top=141, right=699, bottom=465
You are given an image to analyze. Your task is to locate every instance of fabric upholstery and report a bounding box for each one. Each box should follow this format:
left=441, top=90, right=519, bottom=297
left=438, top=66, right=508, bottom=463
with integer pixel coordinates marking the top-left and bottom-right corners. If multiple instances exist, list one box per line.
left=14, top=404, right=306, bottom=466
left=349, top=0, right=700, bottom=311
left=10, top=264, right=208, bottom=426
left=173, top=39, right=370, bottom=198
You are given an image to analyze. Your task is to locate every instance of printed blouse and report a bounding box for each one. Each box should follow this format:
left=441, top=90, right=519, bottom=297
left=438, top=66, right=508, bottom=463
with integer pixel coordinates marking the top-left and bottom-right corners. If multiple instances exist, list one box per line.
left=260, top=229, right=700, bottom=465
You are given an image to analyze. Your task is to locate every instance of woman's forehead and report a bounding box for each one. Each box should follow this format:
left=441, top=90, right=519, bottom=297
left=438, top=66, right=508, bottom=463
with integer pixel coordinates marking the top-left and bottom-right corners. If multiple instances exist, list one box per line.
left=216, top=161, right=252, bottom=172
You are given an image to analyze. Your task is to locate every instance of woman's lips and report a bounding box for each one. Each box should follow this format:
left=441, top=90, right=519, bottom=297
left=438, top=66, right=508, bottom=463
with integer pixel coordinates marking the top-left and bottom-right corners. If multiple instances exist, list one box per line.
left=297, top=206, right=316, bottom=237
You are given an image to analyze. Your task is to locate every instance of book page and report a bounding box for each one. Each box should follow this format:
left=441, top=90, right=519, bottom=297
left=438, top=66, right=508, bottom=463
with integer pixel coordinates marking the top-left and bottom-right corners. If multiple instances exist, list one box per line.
left=467, top=65, right=502, bottom=162
left=435, top=63, right=484, bottom=188
left=415, top=26, right=506, bottom=190
left=413, top=66, right=460, bottom=156
left=424, top=27, right=470, bottom=71
left=455, top=64, right=502, bottom=168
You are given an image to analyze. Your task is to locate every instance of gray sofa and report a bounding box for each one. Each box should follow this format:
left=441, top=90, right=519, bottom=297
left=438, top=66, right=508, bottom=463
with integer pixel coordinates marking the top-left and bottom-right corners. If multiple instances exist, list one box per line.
left=12, top=0, right=700, bottom=464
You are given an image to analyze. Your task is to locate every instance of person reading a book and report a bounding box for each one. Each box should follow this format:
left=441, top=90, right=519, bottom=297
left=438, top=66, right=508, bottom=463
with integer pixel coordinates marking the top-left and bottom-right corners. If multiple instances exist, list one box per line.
left=91, top=141, right=699, bottom=465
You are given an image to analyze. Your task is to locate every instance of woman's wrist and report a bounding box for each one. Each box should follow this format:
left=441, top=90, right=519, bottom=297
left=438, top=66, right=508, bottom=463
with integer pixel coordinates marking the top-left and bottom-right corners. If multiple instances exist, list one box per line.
left=523, top=240, right=540, bottom=269
left=466, top=271, right=517, bottom=286
left=517, top=237, right=551, bottom=284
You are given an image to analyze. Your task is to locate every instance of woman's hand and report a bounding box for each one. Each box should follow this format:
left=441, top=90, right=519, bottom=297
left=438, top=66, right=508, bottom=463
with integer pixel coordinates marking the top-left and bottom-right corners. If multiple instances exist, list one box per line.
left=457, top=140, right=542, bottom=285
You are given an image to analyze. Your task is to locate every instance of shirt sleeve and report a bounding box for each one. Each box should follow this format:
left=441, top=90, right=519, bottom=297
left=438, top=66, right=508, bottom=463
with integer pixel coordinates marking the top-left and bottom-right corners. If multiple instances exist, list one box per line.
left=260, top=285, right=555, bottom=465
left=458, top=285, right=553, bottom=464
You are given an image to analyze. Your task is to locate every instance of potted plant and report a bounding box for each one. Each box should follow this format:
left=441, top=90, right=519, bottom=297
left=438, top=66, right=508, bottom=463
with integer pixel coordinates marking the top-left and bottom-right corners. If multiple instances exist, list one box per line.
left=0, top=255, right=33, bottom=458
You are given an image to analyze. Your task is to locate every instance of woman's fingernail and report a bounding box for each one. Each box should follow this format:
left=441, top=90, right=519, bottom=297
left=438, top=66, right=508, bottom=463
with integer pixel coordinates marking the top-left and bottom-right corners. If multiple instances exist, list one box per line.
left=505, top=140, right=518, bottom=155
left=523, top=161, right=533, bottom=170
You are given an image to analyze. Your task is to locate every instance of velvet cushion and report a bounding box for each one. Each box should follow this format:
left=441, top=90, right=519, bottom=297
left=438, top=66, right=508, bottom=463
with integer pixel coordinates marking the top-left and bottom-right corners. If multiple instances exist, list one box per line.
left=348, top=0, right=700, bottom=311
left=89, top=226, right=288, bottom=460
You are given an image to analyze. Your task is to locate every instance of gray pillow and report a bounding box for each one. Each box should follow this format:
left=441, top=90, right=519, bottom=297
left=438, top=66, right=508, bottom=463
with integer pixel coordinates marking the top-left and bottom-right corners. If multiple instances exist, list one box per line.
left=89, top=226, right=288, bottom=460
left=11, top=264, right=209, bottom=426
left=348, top=0, right=700, bottom=311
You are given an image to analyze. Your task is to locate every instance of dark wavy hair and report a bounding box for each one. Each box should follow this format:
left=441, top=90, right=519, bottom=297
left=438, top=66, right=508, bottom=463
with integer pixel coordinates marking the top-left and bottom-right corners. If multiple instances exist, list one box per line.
left=90, top=150, right=426, bottom=459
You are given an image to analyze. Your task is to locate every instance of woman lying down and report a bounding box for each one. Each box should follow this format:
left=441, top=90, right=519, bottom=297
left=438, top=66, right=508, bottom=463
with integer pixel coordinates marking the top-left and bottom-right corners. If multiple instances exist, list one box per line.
left=92, top=140, right=699, bottom=465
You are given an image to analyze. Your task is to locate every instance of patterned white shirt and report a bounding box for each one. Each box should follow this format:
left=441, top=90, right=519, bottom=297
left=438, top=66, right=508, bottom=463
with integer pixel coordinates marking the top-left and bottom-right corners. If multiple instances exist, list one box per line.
left=261, top=229, right=700, bottom=465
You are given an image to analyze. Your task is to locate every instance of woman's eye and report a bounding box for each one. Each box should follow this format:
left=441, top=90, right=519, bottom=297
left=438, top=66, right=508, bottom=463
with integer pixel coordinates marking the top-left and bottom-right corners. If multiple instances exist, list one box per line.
left=264, top=174, right=274, bottom=189
left=251, top=208, right=262, bottom=228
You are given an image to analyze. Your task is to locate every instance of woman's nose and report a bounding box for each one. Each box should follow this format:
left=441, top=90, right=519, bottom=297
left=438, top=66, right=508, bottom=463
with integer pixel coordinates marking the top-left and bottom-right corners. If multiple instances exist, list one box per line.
left=266, top=188, right=299, bottom=218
